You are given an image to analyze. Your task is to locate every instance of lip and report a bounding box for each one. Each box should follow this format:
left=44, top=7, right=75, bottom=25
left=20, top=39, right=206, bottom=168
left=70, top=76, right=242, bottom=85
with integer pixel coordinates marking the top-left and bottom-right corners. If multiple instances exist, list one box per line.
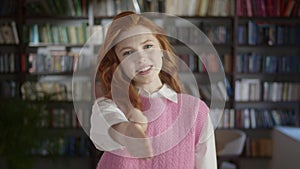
left=136, top=65, right=153, bottom=75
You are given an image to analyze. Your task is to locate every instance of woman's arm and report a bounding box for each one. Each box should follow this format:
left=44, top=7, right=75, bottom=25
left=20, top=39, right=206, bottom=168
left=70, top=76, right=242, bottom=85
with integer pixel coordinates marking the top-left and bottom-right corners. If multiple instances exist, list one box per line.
left=109, top=121, right=153, bottom=158
left=90, top=98, right=128, bottom=151
left=90, top=97, right=152, bottom=158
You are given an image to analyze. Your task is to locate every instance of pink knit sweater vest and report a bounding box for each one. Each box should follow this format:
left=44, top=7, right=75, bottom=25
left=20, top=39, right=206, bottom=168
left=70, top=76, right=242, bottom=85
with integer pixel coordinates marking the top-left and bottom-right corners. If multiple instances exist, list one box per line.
left=97, top=94, right=209, bottom=169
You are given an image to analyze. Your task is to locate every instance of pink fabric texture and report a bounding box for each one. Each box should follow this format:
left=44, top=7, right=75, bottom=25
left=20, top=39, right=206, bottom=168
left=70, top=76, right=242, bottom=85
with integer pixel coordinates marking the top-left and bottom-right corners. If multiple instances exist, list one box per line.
left=97, top=94, right=209, bottom=169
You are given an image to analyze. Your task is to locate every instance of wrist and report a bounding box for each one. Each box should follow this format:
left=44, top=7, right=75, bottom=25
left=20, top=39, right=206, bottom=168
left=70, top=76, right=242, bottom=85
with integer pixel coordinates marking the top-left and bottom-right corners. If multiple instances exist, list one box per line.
left=109, top=122, right=145, bottom=146
left=109, top=122, right=129, bottom=145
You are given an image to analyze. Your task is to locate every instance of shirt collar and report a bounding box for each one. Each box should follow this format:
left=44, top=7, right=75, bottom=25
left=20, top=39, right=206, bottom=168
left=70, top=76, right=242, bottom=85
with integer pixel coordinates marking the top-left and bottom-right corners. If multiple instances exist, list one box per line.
left=136, top=84, right=178, bottom=103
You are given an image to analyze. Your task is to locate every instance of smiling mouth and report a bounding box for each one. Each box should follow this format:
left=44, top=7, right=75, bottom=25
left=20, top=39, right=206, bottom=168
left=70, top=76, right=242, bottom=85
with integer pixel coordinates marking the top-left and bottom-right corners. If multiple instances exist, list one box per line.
left=137, top=65, right=153, bottom=75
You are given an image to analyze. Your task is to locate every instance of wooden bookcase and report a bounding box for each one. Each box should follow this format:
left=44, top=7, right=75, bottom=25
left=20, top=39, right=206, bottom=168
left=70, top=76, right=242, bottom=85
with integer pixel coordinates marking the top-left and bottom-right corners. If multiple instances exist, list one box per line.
left=1, top=0, right=299, bottom=169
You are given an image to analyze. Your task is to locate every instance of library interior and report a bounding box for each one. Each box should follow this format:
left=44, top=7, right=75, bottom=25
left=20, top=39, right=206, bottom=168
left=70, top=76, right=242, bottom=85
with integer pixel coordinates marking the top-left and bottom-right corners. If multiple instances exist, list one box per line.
left=0, top=0, right=299, bottom=169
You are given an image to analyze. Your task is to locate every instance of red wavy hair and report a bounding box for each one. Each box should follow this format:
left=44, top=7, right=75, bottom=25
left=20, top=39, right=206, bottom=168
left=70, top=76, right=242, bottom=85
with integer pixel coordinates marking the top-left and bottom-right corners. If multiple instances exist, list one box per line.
left=96, top=11, right=185, bottom=112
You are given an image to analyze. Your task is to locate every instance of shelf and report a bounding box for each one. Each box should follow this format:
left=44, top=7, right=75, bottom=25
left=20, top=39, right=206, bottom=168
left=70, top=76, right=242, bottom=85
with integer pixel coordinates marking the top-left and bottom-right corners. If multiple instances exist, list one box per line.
left=24, top=71, right=92, bottom=81
left=25, top=16, right=89, bottom=20
left=27, top=43, right=86, bottom=48
left=93, top=16, right=114, bottom=20
left=26, top=72, right=74, bottom=76
left=237, top=45, right=300, bottom=50
left=237, top=45, right=300, bottom=55
left=22, top=100, right=92, bottom=108
left=180, top=16, right=233, bottom=20
left=234, top=101, right=300, bottom=109
left=240, top=128, right=273, bottom=138
left=166, top=15, right=234, bottom=23
left=240, top=156, right=272, bottom=160
left=188, top=72, right=232, bottom=81
left=238, top=16, right=300, bottom=23
left=0, top=44, right=19, bottom=51
left=237, top=44, right=300, bottom=47
left=0, top=44, right=19, bottom=47
left=25, top=16, right=89, bottom=24
left=193, top=72, right=228, bottom=83
left=0, top=73, right=20, bottom=80
left=40, top=128, right=87, bottom=137
left=205, top=100, right=232, bottom=108
left=94, top=15, right=234, bottom=22
left=0, top=16, right=17, bottom=22
left=179, top=72, right=223, bottom=84
left=235, top=73, right=300, bottom=82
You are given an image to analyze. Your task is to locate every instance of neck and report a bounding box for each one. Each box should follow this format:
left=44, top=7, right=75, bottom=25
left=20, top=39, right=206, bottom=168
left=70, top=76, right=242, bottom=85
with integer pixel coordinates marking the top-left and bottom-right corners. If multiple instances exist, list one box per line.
left=135, top=78, right=163, bottom=94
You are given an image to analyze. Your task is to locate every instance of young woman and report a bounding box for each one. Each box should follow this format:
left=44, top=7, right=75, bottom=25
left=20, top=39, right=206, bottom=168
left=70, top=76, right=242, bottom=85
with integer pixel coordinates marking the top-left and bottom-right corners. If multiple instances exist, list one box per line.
left=90, top=11, right=217, bottom=169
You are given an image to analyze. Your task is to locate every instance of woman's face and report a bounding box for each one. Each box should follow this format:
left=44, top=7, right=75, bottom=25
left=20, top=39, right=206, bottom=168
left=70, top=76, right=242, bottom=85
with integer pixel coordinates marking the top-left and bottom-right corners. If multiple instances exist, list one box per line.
left=114, top=25, right=163, bottom=90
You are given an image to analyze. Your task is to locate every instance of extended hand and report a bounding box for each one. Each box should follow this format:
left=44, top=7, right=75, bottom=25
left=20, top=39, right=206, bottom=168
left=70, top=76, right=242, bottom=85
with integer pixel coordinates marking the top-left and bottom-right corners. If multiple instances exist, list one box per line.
left=110, top=122, right=153, bottom=159
left=123, top=122, right=153, bottom=158
left=126, top=108, right=148, bottom=132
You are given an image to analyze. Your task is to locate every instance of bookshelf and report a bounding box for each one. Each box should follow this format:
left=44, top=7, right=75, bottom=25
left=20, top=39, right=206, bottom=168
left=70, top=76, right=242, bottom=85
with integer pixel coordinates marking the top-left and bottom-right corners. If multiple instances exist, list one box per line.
left=233, top=0, right=300, bottom=164
left=0, top=0, right=96, bottom=169
left=1, top=0, right=299, bottom=169
left=162, top=0, right=300, bottom=167
left=0, top=0, right=21, bottom=100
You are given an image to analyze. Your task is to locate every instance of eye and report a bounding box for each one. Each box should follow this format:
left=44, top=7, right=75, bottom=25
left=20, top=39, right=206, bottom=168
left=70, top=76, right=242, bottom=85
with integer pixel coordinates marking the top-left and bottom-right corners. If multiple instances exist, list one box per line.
left=122, top=50, right=134, bottom=56
left=143, top=44, right=153, bottom=49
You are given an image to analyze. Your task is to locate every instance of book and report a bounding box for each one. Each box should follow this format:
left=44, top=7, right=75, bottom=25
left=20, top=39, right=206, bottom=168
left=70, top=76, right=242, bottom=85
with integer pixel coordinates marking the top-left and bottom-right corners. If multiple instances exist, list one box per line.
left=283, top=0, right=296, bottom=17
left=1, top=23, right=16, bottom=44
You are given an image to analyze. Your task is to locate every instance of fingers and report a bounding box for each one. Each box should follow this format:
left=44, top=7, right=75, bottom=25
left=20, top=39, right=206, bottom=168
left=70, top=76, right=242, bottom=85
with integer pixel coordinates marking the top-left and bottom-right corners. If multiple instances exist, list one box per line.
left=127, top=108, right=148, bottom=132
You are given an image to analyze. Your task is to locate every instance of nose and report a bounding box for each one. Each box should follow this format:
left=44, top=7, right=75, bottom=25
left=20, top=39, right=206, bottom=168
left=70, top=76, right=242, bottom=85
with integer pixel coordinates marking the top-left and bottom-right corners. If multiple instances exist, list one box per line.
left=135, top=50, right=147, bottom=64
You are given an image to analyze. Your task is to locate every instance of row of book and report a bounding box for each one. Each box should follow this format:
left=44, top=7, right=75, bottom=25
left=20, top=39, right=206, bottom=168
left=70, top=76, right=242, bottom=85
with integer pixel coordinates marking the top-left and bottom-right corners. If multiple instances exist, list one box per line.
left=235, top=79, right=300, bottom=101
left=1, top=80, right=17, bottom=98
left=202, top=25, right=231, bottom=44
left=243, top=138, right=272, bottom=157
left=3, top=0, right=236, bottom=17
left=26, top=22, right=231, bottom=46
left=166, top=24, right=231, bottom=45
left=262, top=81, right=300, bottom=102
left=25, top=0, right=89, bottom=17
left=238, top=21, right=300, bottom=45
left=21, top=80, right=92, bottom=101
left=0, top=0, right=17, bottom=16
left=25, top=46, right=92, bottom=73
left=237, top=0, right=300, bottom=17
left=217, top=108, right=296, bottom=129
left=31, top=136, right=90, bottom=157
left=21, top=81, right=69, bottom=101
left=178, top=53, right=232, bottom=73
left=236, top=53, right=300, bottom=73
left=0, top=52, right=19, bottom=73
left=39, top=108, right=84, bottom=129
left=0, top=22, right=19, bottom=44
left=94, top=0, right=235, bottom=17
left=26, top=23, right=90, bottom=45
left=165, top=0, right=235, bottom=16
left=28, top=52, right=77, bottom=74
left=94, top=0, right=149, bottom=16
left=199, top=79, right=233, bottom=101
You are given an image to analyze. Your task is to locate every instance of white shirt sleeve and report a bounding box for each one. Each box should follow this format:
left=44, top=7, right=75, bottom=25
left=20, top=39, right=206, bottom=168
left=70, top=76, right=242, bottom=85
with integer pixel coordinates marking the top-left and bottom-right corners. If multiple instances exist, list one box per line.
left=195, top=114, right=218, bottom=169
left=90, top=97, right=128, bottom=151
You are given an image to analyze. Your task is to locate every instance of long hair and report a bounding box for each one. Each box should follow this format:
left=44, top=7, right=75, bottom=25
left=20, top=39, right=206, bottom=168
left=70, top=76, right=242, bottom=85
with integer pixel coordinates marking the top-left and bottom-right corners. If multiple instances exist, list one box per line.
left=97, top=11, right=185, bottom=112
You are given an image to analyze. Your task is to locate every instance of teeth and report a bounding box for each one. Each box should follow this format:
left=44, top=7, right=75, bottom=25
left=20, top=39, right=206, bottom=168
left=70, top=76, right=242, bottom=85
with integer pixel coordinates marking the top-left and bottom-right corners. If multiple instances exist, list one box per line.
left=138, top=66, right=151, bottom=72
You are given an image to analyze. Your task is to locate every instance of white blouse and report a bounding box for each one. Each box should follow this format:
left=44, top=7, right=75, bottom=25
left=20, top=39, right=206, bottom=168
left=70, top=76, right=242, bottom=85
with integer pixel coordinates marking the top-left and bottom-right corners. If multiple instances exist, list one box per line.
left=90, top=84, right=217, bottom=169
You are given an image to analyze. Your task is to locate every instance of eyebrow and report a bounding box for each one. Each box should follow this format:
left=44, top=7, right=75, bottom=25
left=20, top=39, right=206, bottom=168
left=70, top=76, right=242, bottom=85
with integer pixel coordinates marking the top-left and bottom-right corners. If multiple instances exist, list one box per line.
left=140, top=39, right=153, bottom=45
left=118, top=47, right=131, bottom=53
left=118, top=39, right=154, bottom=53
